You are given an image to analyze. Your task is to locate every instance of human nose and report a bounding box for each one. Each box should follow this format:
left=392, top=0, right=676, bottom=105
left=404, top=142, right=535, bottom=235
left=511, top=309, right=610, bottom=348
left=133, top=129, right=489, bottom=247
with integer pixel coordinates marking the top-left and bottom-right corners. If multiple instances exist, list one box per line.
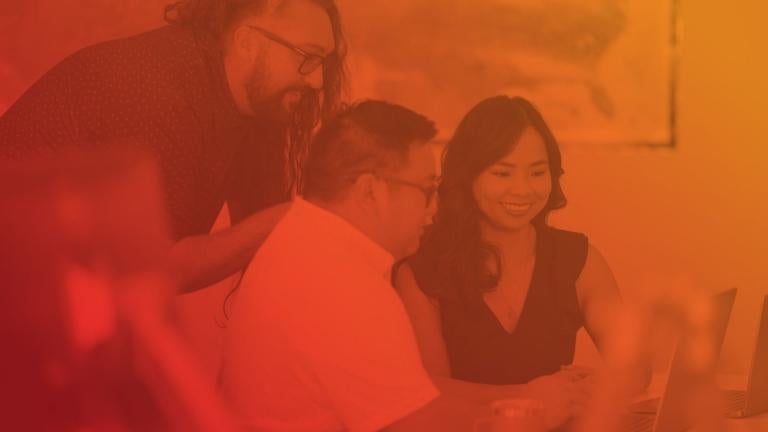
left=506, top=171, right=534, bottom=195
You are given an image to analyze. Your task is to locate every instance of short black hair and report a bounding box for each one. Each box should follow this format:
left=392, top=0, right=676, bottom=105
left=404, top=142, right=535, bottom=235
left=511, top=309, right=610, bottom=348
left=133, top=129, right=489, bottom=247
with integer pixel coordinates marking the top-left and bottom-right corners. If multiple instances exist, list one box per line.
left=302, top=100, right=437, bottom=201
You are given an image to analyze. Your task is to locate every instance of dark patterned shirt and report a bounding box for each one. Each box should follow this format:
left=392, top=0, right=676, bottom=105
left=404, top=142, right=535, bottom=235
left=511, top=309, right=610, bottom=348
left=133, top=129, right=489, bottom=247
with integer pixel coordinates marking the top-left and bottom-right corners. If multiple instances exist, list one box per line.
left=0, top=25, right=288, bottom=239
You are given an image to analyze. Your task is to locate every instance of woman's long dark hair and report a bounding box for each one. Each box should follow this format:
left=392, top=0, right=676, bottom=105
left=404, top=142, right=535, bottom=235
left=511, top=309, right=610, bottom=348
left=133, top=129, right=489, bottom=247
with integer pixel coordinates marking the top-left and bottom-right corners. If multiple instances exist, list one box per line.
left=410, top=96, right=566, bottom=305
left=164, top=0, right=348, bottom=192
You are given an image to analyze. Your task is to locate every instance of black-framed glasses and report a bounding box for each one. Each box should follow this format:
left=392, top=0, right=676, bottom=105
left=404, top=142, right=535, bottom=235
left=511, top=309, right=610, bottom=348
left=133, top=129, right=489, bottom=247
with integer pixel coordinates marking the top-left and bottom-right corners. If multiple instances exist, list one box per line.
left=384, top=176, right=439, bottom=208
left=247, top=25, right=328, bottom=75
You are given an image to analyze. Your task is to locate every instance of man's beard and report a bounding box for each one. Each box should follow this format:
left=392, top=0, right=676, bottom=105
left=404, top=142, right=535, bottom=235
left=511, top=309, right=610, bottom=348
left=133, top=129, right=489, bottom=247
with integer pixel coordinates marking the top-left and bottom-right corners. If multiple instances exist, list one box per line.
left=244, top=66, right=319, bottom=127
left=243, top=65, right=323, bottom=193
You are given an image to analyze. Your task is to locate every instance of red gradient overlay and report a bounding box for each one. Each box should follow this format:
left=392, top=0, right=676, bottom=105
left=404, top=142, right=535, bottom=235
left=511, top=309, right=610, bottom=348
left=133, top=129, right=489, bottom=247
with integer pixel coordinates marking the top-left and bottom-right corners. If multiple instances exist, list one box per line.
left=2, top=1, right=767, bottom=431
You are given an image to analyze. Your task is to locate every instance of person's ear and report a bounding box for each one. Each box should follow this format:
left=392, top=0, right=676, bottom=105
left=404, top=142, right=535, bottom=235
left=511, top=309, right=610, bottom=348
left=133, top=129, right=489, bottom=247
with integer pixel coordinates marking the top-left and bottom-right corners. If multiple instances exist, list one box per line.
left=231, top=24, right=259, bottom=58
left=350, top=173, right=387, bottom=212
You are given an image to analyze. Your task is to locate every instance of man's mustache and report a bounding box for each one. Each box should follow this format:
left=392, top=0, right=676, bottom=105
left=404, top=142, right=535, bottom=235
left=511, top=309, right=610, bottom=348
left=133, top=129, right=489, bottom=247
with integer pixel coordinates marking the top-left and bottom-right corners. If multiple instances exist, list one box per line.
left=281, top=86, right=319, bottom=105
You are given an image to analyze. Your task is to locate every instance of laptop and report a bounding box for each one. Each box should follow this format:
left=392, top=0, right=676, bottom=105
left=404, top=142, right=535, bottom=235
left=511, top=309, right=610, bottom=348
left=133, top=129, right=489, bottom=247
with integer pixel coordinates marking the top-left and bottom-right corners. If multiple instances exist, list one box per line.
left=625, top=288, right=738, bottom=432
left=722, top=294, right=768, bottom=418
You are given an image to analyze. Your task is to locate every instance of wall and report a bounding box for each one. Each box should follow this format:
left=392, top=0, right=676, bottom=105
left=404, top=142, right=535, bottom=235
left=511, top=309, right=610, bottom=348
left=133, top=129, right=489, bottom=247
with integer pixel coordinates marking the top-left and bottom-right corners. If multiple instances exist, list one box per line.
left=2, top=0, right=766, bottom=377
left=563, top=0, right=768, bottom=371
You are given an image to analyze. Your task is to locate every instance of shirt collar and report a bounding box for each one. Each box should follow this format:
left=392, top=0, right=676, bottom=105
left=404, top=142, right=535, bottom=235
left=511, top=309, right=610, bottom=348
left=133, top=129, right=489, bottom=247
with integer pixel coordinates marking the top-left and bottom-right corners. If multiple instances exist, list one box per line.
left=289, top=197, right=395, bottom=281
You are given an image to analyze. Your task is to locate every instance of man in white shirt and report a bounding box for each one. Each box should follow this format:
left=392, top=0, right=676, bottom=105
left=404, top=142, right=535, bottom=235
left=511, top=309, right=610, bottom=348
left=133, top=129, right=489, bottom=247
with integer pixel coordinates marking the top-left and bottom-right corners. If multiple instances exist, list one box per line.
left=221, top=100, right=452, bottom=431
left=220, top=99, right=591, bottom=431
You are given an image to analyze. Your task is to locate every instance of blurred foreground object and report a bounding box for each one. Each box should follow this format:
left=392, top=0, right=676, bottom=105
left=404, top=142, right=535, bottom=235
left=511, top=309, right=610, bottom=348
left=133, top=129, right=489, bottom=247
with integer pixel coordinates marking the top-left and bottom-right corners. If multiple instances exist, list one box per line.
left=573, top=289, right=735, bottom=432
left=0, top=150, right=237, bottom=431
left=722, top=294, right=768, bottom=418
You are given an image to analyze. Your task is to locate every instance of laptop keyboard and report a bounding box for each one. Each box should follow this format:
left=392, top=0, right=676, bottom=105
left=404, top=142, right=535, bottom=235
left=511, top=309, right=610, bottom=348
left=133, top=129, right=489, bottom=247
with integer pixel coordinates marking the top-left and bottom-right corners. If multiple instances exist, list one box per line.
left=630, top=397, right=660, bottom=414
left=723, top=389, right=747, bottom=413
left=633, top=391, right=748, bottom=415
left=624, top=414, right=656, bottom=432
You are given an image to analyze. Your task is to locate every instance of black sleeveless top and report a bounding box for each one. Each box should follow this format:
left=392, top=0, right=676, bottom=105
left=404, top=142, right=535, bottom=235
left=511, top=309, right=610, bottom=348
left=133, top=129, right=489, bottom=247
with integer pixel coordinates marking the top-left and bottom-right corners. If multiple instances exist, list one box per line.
left=411, top=226, right=588, bottom=385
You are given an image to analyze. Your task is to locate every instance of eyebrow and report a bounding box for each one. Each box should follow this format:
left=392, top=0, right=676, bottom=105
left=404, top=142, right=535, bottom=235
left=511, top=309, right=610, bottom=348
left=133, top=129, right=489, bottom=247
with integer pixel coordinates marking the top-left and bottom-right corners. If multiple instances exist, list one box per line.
left=495, top=160, right=549, bottom=168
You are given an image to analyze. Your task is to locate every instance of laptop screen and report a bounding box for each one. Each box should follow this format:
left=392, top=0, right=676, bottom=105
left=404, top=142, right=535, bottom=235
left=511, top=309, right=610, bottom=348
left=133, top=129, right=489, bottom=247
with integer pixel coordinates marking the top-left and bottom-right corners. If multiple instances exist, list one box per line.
left=652, top=288, right=737, bottom=432
left=745, top=295, right=768, bottom=414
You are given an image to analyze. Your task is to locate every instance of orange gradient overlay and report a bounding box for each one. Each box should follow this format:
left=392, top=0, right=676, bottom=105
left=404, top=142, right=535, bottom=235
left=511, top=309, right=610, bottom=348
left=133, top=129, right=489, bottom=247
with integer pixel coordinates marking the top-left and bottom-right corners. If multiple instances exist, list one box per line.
left=2, top=1, right=767, bottom=431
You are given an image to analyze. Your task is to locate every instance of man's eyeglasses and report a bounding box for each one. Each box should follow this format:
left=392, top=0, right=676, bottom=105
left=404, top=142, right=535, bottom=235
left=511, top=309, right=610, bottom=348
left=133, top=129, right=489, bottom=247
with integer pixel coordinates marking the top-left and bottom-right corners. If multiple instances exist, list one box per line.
left=247, top=25, right=329, bottom=75
left=384, top=176, right=439, bottom=208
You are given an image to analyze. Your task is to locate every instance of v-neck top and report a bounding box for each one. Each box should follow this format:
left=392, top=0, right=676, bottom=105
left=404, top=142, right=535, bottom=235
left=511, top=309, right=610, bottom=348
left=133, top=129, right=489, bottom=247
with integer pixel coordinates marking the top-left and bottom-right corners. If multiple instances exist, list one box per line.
left=412, top=226, right=588, bottom=385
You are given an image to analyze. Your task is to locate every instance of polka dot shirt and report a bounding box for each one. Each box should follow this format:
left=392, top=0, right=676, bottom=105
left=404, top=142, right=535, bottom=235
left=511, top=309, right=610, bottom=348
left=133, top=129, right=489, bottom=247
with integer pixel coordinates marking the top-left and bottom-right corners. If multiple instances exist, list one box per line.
left=0, top=25, right=289, bottom=240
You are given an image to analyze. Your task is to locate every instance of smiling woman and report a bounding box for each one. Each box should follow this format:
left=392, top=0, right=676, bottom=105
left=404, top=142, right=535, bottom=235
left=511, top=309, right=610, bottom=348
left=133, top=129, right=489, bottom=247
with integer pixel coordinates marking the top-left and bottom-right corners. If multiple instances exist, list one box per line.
left=472, top=126, right=554, bottom=233
left=394, top=95, right=638, bottom=399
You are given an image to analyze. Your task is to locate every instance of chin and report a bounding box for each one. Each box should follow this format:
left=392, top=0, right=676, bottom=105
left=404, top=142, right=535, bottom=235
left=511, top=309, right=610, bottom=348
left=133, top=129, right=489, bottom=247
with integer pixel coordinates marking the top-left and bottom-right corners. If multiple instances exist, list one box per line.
left=283, top=92, right=302, bottom=107
left=489, top=216, right=533, bottom=233
left=248, top=94, right=292, bottom=122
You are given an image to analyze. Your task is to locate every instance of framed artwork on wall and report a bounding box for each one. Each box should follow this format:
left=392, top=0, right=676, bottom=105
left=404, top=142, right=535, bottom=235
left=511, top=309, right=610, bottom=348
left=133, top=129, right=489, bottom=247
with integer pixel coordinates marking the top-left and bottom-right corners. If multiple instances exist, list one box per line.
left=342, top=0, right=680, bottom=148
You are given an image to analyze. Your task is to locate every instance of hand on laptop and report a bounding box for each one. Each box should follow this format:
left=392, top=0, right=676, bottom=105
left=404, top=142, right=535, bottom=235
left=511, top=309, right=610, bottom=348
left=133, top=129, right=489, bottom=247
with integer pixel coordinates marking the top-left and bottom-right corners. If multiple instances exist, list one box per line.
left=560, top=364, right=596, bottom=380
left=523, top=367, right=596, bottom=429
left=560, top=365, right=599, bottom=414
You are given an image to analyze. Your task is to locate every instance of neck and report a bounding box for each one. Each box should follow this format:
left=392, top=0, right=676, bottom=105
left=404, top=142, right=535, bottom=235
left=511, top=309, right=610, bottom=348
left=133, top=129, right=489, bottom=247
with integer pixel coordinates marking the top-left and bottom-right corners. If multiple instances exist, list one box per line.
left=480, top=221, right=536, bottom=263
left=307, top=197, right=397, bottom=259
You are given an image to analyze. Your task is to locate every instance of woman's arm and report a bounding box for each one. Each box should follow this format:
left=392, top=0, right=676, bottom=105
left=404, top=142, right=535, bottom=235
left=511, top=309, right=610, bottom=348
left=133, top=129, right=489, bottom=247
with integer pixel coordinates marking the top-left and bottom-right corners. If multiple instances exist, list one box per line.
left=576, top=244, right=621, bottom=353
left=576, top=244, right=652, bottom=391
left=393, top=263, right=451, bottom=376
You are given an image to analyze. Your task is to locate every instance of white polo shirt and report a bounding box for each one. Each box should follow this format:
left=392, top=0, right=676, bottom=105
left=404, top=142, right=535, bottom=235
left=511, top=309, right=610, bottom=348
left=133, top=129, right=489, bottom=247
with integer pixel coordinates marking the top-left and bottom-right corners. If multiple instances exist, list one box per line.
left=220, top=198, right=438, bottom=432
